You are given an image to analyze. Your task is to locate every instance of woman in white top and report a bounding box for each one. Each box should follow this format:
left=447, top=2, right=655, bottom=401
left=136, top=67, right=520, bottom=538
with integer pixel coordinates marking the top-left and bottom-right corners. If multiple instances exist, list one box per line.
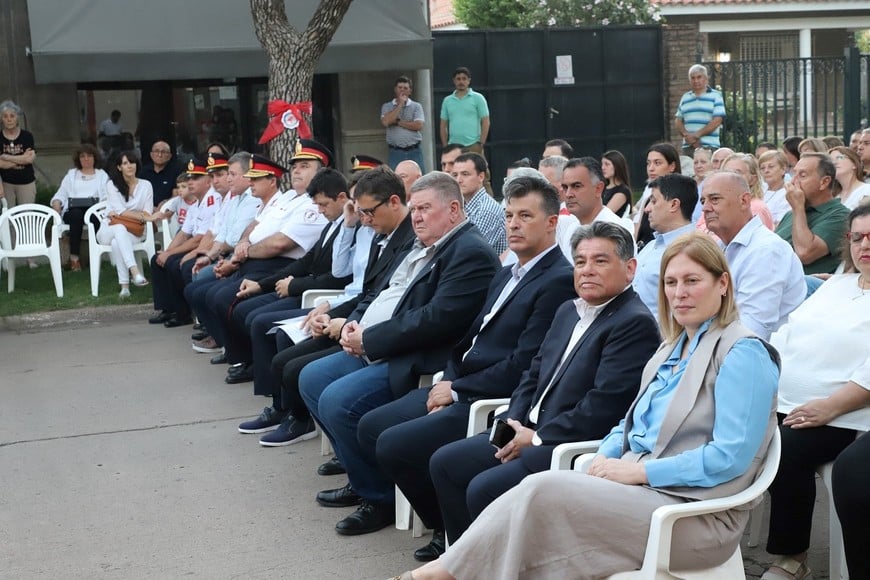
left=49, top=143, right=109, bottom=271
left=830, top=146, right=870, bottom=210
left=758, top=150, right=791, bottom=226
left=96, top=150, right=153, bottom=297
left=762, top=204, right=870, bottom=580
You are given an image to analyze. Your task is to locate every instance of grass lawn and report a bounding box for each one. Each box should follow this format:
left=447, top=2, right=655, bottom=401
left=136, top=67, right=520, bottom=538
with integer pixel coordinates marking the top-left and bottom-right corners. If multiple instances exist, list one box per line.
left=0, top=259, right=153, bottom=317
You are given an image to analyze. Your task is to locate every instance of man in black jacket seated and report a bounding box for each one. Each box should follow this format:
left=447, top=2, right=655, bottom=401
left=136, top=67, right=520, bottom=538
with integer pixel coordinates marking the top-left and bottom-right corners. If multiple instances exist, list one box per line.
left=236, top=167, right=415, bottom=443
left=429, top=221, right=661, bottom=544
left=361, top=175, right=576, bottom=559
left=298, top=171, right=501, bottom=536
left=219, top=168, right=352, bottom=384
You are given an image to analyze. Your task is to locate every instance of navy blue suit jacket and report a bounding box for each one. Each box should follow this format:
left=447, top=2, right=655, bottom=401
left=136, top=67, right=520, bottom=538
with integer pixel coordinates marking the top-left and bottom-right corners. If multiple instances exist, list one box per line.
left=444, top=245, right=575, bottom=402
left=506, top=288, right=660, bottom=452
left=350, top=222, right=501, bottom=399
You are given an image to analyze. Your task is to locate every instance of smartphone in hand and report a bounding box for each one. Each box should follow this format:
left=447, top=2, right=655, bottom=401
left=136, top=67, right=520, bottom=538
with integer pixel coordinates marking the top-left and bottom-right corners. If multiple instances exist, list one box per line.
left=489, top=418, right=516, bottom=449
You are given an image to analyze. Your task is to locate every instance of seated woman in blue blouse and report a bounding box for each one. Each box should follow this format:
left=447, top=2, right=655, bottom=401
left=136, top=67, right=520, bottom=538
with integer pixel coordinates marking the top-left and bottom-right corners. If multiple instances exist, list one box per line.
left=393, top=232, right=780, bottom=580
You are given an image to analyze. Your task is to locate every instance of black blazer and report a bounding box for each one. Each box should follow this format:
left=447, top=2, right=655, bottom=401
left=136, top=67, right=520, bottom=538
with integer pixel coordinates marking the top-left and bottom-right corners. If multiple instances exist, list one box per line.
left=445, top=246, right=575, bottom=402
left=328, top=213, right=415, bottom=320
left=506, top=288, right=660, bottom=450
left=351, top=222, right=501, bottom=399
left=256, top=219, right=349, bottom=295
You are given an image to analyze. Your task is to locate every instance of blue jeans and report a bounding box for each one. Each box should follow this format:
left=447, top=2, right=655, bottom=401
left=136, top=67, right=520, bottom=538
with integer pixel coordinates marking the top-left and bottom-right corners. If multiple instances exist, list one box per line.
left=388, top=146, right=425, bottom=173
left=299, top=351, right=395, bottom=503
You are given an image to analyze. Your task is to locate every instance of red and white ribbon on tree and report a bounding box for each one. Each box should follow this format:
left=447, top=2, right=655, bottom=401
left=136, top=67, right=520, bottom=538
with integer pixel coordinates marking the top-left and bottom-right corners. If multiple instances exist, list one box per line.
left=258, top=100, right=313, bottom=144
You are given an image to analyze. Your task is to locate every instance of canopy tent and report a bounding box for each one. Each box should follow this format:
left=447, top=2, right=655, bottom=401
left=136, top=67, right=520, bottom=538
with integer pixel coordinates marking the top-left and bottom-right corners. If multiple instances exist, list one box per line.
left=27, top=0, right=432, bottom=83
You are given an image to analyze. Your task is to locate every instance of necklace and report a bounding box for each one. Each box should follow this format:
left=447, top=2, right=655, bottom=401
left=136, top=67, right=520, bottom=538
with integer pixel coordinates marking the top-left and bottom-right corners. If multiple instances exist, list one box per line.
left=855, top=275, right=869, bottom=300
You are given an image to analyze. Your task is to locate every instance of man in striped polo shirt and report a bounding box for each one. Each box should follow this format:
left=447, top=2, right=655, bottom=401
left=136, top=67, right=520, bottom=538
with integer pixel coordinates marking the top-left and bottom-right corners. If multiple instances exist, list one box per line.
left=674, top=64, right=726, bottom=156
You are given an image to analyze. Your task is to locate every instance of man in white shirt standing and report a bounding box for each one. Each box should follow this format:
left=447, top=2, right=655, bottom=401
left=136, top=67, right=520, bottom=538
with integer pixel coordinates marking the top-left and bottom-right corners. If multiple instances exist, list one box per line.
left=703, top=170, right=806, bottom=339
left=380, top=75, right=426, bottom=172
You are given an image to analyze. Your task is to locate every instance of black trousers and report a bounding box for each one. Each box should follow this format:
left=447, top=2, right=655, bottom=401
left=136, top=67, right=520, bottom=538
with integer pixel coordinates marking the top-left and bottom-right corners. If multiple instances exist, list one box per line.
left=767, top=418, right=860, bottom=555
left=832, top=431, right=870, bottom=579
left=63, top=207, right=100, bottom=256
left=361, top=388, right=470, bottom=531
left=151, top=253, right=187, bottom=316
left=269, top=335, right=340, bottom=420
left=429, top=430, right=555, bottom=543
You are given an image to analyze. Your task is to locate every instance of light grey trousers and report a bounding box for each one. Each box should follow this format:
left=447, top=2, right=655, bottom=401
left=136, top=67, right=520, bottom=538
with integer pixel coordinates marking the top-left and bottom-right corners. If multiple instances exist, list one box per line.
left=440, top=470, right=747, bottom=580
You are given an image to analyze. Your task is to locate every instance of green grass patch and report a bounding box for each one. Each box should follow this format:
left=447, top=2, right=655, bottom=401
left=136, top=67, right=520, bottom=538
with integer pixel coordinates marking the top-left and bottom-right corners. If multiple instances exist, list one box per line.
left=0, top=260, right=153, bottom=317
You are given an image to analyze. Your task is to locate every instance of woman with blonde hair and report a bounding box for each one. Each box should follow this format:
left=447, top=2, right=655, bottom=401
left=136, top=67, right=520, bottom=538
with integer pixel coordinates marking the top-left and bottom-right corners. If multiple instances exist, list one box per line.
left=798, top=137, right=827, bottom=155
left=829, top=146, right=870, bottom=210
left=393, top=232, right=780, bottom=580
left=759, top=150, right=791, bottom=225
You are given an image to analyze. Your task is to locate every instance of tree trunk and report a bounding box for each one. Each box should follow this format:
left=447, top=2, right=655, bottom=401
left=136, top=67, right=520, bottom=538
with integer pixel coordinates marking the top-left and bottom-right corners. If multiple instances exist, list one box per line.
left=250, top=0, right=353, bottom=182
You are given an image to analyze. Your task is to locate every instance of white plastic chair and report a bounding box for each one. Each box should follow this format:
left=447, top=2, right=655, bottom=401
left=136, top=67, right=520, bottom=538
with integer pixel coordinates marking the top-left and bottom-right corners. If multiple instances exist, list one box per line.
left=395, top=371, right=445, bottom=537
left=0, top=203, right=65, bottom=297
left=84, top=201, right=156, bottom=297
left=300, top=289, right=347, bottom=457
left=552, top=431, right=780, bottom=580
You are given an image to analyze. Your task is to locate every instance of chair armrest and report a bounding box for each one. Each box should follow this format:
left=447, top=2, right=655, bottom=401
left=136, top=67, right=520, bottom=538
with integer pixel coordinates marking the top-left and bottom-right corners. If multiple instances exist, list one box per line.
left=417, top=371, right=444, bottom=389
left=550, top=441, right=603, bottom=471
left=301, top=289, right=344, bottom=309
left=466, top=398, right=511, bottom=438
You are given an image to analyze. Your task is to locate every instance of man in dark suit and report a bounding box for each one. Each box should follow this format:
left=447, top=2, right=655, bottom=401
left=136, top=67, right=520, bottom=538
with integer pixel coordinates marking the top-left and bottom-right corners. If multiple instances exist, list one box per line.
left=359, top=175, right=575, bottom=560
left=216, top=168, right=352, bottom=384
left=236, top=167, right=415, bottom=445
left=429, top=221, right=661, bottom=543
left=299, top=171, right=501, bottom=536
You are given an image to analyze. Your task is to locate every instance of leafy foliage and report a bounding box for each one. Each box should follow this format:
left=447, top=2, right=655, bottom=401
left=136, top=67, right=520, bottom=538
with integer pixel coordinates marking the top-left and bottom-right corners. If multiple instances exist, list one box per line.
left=453, top=0, right=662, bottom=29
left=453, top=0, right=526, bottom=29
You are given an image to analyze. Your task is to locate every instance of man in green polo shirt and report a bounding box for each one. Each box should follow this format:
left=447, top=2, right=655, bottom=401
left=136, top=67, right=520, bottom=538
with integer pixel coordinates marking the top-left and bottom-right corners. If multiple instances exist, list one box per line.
left=775, top=152, right=850, bottom=274
left=439, top=67, right=490, bottom=151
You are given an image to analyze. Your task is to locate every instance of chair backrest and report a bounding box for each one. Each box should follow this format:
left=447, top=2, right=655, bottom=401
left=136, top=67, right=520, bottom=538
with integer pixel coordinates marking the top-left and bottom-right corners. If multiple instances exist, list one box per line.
left=0, top=204, right=59, bottom=250
left=84, top=201, right=109, bottom=225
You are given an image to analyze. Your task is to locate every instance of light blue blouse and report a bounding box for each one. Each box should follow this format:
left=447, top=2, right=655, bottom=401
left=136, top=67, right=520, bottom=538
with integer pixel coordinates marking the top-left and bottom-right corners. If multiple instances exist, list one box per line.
left=598, top=319, right=778, bottom=488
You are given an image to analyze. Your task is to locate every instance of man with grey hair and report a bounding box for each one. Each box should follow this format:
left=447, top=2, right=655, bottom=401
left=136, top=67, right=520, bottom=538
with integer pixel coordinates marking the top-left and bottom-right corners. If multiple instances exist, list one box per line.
left=429, top=220, right=660, bottom=543
left=538, top=154, right=570, bottom=214
left=298, top=170, right=501, bottom=537
left=775, top=152, right=850, bottom=274
left=702, top=170, right=805, bottom=339
left=675, top=64, right=726, bottom=155
left=557, top=157, right=634, bottom=260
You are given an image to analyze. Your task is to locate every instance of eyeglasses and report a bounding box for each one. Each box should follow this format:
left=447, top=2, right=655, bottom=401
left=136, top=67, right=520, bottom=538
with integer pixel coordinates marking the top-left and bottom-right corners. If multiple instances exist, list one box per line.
left=847, top=231, right=870, bottom=243
left=151, top=149, right=171, bottom=155
left=357, top=199, right=386, bottom=217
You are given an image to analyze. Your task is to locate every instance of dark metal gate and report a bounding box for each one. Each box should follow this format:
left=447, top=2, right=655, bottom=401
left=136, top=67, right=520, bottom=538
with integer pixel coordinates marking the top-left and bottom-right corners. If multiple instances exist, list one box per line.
left=433, top=26, right=663, bottom=196
left=703, top=49, right=869, bottom=153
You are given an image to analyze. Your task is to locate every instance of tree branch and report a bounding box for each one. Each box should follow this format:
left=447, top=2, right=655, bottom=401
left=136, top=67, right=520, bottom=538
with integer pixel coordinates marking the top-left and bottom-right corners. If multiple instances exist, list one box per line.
left=304, top=0, right=354, bottom=58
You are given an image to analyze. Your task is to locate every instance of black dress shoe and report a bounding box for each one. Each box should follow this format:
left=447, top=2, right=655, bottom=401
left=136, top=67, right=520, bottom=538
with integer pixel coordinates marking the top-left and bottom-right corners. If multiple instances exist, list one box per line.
left=148, top=311, right=172, bottom=324
left=318, top=456, right=346, bottom=476
left=316, top=483, right=362, bottom=508
left=413, top=529, right=446, bottom=562
left=227, top=362, right=252, bottom=377
left=210, top=352, right=227, bottom=365
left=164, top=316, right=193, bottom=328
left=225, top=367, right=253, bottom=384
left=335, top=501, right=395, bottom=536
left=191, top=330, right=209, bottom=341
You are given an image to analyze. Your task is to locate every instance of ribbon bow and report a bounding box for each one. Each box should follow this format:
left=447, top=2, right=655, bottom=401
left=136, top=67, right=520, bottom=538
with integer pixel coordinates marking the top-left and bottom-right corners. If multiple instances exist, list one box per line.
left=258, top=99, right=312, bottom=144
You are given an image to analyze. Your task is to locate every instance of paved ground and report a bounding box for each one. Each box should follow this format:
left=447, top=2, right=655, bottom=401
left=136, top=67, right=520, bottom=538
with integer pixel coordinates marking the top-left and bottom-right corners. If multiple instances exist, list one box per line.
left=0, top=307, right=836, bottom=579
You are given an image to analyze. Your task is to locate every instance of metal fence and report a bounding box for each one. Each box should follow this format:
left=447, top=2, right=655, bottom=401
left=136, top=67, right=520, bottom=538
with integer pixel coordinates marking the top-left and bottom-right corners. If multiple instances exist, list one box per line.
left=703, top=51, right=869, bottom=152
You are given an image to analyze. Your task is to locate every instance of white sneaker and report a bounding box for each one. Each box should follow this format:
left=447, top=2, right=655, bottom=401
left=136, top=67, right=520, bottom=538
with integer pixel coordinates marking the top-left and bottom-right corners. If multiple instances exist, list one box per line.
left=118, top=288, right=131, bottom=298
left=132, top=274, right=149, bottom=287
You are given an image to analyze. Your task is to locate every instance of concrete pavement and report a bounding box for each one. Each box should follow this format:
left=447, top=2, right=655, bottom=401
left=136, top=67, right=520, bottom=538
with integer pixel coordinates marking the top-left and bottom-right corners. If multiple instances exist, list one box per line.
left=0, top=308, right=836, bottom=579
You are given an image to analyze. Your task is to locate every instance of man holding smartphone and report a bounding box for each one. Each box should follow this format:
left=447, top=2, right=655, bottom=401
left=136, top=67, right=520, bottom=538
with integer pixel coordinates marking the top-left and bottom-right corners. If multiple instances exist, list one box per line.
left=428, top=221, right=661, bottom=544
left=361, top=174, right=575, bottom=559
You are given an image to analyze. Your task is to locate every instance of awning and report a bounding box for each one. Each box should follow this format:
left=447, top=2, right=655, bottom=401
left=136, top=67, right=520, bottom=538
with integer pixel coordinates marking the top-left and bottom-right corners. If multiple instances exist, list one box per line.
left=26, top=0, right=432, bottom=83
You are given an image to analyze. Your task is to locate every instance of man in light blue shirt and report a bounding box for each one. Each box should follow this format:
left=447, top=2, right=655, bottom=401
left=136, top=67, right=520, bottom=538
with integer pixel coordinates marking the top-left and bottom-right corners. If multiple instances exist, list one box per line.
left=702, top=171, right=805, bottom=340
left=633, top=173, right=698, bottom=320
